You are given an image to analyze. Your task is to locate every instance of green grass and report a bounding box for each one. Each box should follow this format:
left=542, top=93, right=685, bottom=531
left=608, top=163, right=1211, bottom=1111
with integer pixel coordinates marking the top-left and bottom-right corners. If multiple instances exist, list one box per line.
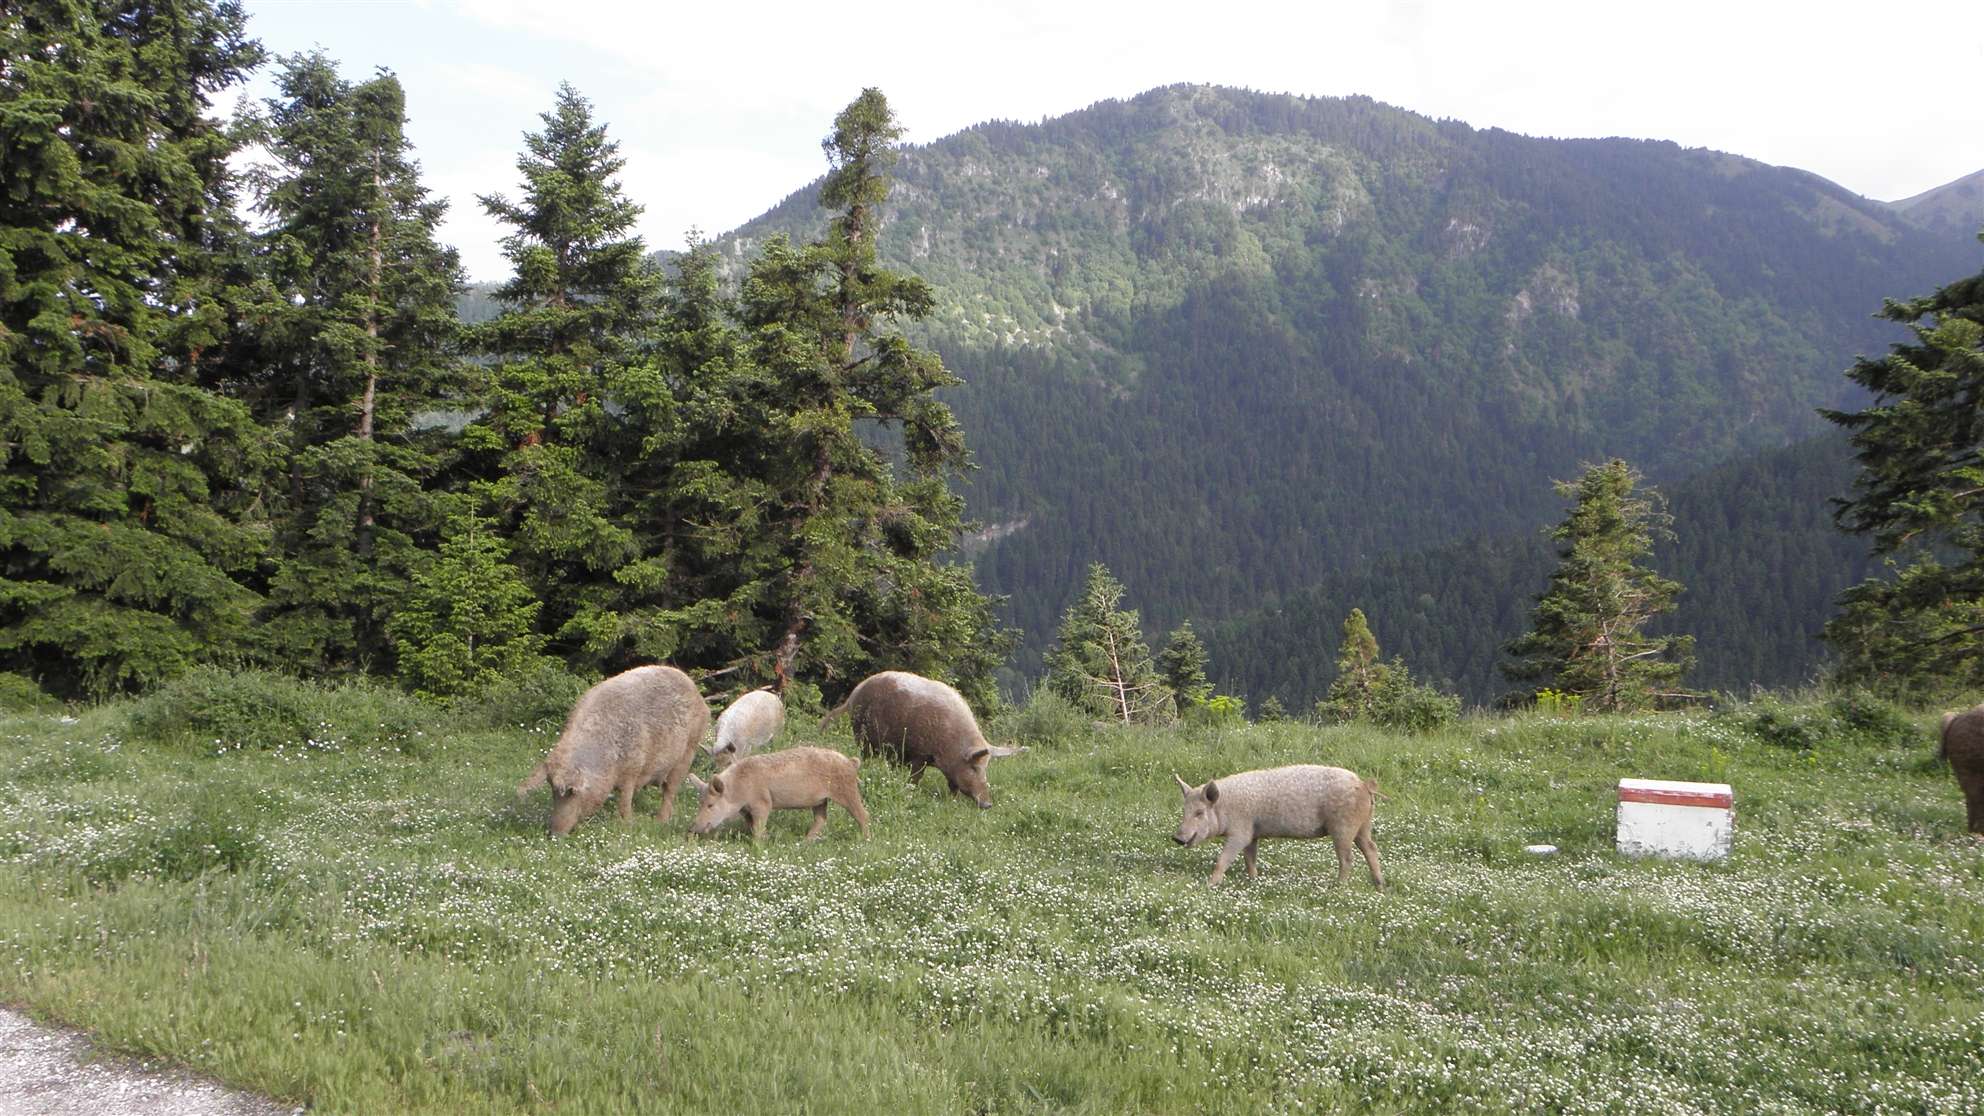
left=1, top=685, right=1980, bottom=1113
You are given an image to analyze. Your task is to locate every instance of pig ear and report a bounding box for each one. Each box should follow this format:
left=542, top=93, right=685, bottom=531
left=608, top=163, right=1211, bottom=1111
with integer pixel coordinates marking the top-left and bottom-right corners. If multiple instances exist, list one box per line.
left=686, top=774, right=707, bottom=793
left=1203, top=780, right=1219, bottom=804
left=967, top=747, right=990, bottom=764
left=1174, top=772, right=1193, bottom=795
left=709, top=776, right=725, bottom=796
left=985, top=744, right=1026, bottom=759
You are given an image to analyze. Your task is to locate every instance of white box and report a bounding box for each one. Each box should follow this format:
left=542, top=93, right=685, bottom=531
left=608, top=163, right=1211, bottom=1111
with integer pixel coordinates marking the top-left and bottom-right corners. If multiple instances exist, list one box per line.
left=1616, top=779, right=1733, bottom=861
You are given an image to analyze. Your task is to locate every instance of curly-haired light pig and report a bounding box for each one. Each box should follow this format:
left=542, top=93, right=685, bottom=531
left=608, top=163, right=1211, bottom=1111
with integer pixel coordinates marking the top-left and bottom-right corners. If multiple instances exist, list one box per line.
left=515, top=665, right=710, bottom=836
left=1172, top=765, right=1385, bottom=888
left=685, top=746, right=870, bottom=842
left=704, top=687, right=784, bottom=771
left=821, top=670, right=1025, bottom=808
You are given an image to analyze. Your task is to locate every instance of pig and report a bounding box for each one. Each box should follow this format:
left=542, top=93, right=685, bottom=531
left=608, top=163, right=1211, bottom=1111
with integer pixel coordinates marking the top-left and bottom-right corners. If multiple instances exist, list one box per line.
left=1939, top=705, right=1984, bottom=835
left=1172, top=765, right=1385, bottom=889
left=685, top=746, right=871, bottom=842
left=703, top=687, right=785, bottom=771
left=821, top=670, right=1025, bottom=808
left=515, top=664, right=710, bottom=836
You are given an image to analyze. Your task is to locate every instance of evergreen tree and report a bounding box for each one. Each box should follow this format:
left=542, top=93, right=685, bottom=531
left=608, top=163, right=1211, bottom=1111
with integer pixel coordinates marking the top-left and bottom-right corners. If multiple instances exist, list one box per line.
left=455, top=83, right=654, bottom=662
left=245, top=53, right=464, bottom=675
left=0, top=0, right=269, bottom=695
left=1257, top=695, right=1288, bottom=722
left=735, top=88, right=1008, bottom=703
left=1312, top=607, right=1459, bottom=730
left=1157, top=621, right=1212, bottom=707
left=1502, top=459, right=1694, bottom=712
left=1045, top=563, right=1168, bottom=723
left=1823, top=252, right=1984, bottom=693
left=387, top=506, right=550, bottom=699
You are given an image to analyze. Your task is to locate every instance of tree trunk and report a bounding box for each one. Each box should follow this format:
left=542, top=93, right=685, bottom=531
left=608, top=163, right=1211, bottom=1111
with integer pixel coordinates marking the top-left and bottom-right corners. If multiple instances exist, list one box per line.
left=354, top=149, right=383, bottom=559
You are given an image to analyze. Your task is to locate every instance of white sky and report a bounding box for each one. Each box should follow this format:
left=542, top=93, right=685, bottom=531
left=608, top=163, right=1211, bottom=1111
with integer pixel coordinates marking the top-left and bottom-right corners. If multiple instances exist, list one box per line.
left=239, top=0, right=1984, bottom=281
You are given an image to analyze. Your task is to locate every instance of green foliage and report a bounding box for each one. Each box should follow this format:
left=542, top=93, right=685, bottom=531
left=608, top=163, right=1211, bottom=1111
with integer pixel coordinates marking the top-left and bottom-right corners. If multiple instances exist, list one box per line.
left=0, top=0, right=271, bottom=696
left=242, top=52, right=465, bottom=676
left=1311, top=609, right=1460, bottom=732
left=1534, top=689, right=1585, bottom=718
left=458, top=661, right=591, bottom=731
left=1504, top=460, right=1695, bottom=712
left=1044, top=563, right=1170, bottom=723
left=1256, top=695, right=1288, bottom=722
left=387, top=510, right=551, bottom=700
left=1716, top=689, right=1919, bottom=754
left=0, top=673, right=55, bottom=713
left=123, top=666, right=428, bottom=755
left=1184, top=693, right=1247, bottom=726
left=1824, top=251, right=1984, bottom=695
left=988, top=688, right=1090, bottom=749
left=1156, top=622, right=1212, bottom=707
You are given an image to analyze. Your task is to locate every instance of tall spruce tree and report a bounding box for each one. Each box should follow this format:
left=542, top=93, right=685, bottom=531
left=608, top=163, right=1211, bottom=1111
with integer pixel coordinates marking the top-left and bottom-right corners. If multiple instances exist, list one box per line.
left=245, top=53, right=463, bottom=674
left=1823, top=252, right=1984, bottom=694
left=736, top=88, right=1008, bottom=704
left=456, top=83, right=655, bottom=663
left=0, top=0, right=269, bottom=695
left=1503, top=459, right=1694, bottom=712
left=1045, top=563, right=1168, bottom=723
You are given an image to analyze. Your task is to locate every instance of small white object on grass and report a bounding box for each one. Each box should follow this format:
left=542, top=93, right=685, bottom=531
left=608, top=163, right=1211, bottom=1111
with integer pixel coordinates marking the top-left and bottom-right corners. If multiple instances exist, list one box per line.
left=1524, top=843, right=1558, bottom=856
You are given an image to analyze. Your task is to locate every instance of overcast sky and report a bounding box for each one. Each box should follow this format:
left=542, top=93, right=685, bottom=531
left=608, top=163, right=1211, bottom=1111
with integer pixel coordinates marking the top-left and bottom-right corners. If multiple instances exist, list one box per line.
left=238, top=0, right=1984, bottom=281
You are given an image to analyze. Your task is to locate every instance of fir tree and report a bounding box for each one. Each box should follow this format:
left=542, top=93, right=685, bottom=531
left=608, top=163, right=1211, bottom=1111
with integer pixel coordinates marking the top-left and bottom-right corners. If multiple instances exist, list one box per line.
left=1157, top=621, right=1212, bottom=708
left=735, top=89, right=1008, bottom=703
left=244, top=53, right=464, bottom=675
left=1823, top=252, right=1984, bottom=693
left=388, top=506, right=550, bottom=699
left=1045, top=563, right=1168, bottom=723
left=0, top=0, right=269, bottom=695
left=1313, top=608, right=1459, bottom=731
left=455, top=83, right=654, bottom=661
left=1502, top=460, right=1694, bottom=712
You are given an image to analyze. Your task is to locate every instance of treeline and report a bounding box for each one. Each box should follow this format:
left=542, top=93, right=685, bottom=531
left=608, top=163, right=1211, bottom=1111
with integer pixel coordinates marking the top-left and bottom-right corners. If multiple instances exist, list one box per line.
left=0, top=5, right=1004, bottom=707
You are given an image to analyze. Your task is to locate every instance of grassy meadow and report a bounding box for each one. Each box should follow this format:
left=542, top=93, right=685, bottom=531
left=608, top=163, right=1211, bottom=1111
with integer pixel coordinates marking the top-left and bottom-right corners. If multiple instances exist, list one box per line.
left=0, top=672, right=1980, bottom=1114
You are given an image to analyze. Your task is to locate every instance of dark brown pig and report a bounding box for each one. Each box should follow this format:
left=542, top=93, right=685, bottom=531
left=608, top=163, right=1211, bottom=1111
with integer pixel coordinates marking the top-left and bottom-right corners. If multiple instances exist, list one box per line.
left=515, top=665, right=710, bottom=836
left=822, top=671, right=1024, bottom=808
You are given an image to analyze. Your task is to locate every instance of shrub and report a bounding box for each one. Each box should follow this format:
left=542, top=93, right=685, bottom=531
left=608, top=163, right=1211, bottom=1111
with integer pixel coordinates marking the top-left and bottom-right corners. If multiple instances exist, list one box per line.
left=1722, top=691, right=1920, bottom=753
left=0, top=672, right=57, bottom=713
left=124, top=667, right=434, bottom=755
left=1314, top=659, right=1460, bottom=733
left=1183, top=694, right=1247, bottom=726
left=463, top=662, right=591, bottom=731
left=990, top=688, right=1090, bottom=748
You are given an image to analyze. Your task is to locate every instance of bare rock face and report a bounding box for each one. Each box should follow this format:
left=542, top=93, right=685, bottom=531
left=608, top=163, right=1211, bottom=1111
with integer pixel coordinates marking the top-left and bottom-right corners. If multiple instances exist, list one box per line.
left=516, top=665, right=710, bottom=836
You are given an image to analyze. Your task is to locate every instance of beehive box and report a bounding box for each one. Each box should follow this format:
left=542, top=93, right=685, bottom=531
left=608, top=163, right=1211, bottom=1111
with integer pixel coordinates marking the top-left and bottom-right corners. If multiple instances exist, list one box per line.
left=1616, top=778, right=1733, bottom=861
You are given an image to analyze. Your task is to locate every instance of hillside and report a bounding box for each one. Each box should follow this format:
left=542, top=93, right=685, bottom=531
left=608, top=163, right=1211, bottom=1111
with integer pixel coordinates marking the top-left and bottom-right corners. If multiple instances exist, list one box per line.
left=1887, top=168, right=1984, bottom=241
left=706, top=85, right=1980, bottom=689
left=1207, top=434, right=1878, bottom=707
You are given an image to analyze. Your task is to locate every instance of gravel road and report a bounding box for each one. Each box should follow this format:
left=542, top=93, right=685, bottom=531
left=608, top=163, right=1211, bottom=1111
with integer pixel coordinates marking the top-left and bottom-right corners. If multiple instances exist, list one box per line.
left=0, top=1008, right=297, bottom=1116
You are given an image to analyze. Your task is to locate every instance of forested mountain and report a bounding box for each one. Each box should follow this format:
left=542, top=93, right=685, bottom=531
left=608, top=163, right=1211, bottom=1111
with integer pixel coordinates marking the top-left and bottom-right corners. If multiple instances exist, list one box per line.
left=1207, top=434, right=1878, bottom=707
left=1885, top=168, right=1984, bottom=241
left=706, top=84, right=1982, bottom=690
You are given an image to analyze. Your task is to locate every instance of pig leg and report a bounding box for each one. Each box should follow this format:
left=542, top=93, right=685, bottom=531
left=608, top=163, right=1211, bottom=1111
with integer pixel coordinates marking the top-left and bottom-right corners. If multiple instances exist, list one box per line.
left=1356, top=823, right=1385, bottom=890
left=1243, top=839, right=1260, bottom=879
left=839, top=789, right=872, bottom=839
left=748, top=806, right=769, bottom=844
left=616, top=776, right=639, bottom=822
left=804, top=803, right=830, bottom=842
left=1208, top=832, right=1250, bottom=886
left=1331, top=832, right=1356, bottom=884
left=654, top=755, right=692, bottom=824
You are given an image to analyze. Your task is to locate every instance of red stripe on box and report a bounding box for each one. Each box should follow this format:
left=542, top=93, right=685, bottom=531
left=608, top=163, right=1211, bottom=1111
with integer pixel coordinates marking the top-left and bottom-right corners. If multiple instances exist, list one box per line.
left=1618, top=787, right=1732, bottom=809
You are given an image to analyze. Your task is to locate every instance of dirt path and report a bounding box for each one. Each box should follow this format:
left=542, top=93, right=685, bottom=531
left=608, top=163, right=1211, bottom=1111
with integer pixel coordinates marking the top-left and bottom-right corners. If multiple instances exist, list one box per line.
left=0, top=1008, right=296, bottom=1116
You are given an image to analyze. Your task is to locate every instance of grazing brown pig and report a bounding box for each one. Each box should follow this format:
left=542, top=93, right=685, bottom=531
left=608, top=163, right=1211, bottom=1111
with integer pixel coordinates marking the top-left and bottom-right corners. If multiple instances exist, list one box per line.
left=516, top=665, right=710, bottom=836
left=1939, top=705, right=1984, bottom=835
left=685, top=746, right=871, bottom=842
left=704, top=687, right=784, bottom=771
left=1172, top=765, right=1385, bottom=888
left=822, top=671, right=1025, bottom=808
